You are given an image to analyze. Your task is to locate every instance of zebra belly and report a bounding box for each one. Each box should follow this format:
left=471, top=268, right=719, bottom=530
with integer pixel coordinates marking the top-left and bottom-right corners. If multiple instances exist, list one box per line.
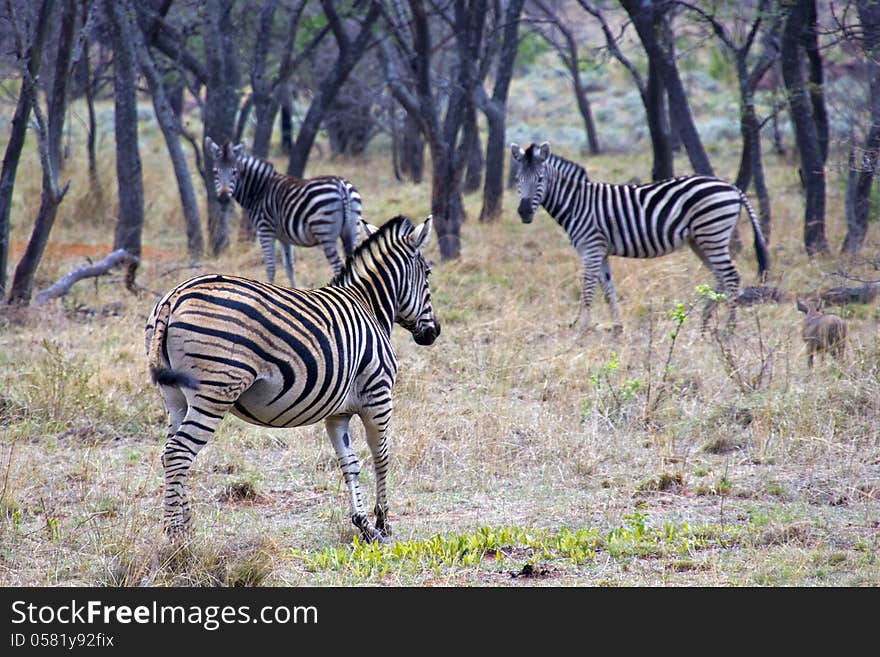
left=231, top=374, right=357, bottom=428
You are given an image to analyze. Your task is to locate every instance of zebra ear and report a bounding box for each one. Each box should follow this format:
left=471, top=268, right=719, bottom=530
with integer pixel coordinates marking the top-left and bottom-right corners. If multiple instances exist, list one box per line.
left=206, top=136, right=220, bottom=158
left=360, top=220, right=380, bottom=237
left=510, top=143, right=525, bottom=162
left=232, top=142, right=245, bottom=158
left=536, top=141, right=550, bottom=162
left=409, top=215, right=433, bottom=251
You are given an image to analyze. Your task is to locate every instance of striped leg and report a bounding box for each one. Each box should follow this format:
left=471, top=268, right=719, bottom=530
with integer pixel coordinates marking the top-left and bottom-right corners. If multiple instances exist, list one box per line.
left=572, top=253, right=602, bottom=331
left=280, top=241, right=295, bottom=287
left=689, top=239, right=740, bottom=333
left=256, top=224, right=278, bottom=284
left=161, top=394, right=226, bottom=538
left=598, top=257, right=623, bottom=333
left=361, top=409, right=392, bottom=538
left=324, top=414, right=382, bottom=542
left=318, top=236, right=344, bottom=277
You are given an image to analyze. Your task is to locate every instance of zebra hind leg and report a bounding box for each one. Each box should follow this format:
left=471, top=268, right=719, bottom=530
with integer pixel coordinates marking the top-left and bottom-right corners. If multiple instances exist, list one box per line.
left=324, top=415, right=384, bottom=543
left=161, top=396, right=226, bottom=540
left=361, top=413, right=392, bottom=538
left=598, top=258, right=624, bottom=335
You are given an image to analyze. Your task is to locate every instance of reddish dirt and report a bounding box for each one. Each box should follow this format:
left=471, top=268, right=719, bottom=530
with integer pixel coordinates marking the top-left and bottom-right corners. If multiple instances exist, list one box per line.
left=9, top=241, right=179, bottom=262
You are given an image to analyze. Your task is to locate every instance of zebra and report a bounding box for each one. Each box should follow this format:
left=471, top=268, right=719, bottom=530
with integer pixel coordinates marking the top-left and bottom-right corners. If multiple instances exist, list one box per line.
left=144, top=215, right=440, bottom=543
left=511, top=141, right=769, bottom=332
left=205, top=137, right=363, bottom=287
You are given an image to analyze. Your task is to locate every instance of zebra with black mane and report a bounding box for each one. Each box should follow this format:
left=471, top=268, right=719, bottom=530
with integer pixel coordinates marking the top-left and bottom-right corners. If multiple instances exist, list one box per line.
left=511, top=141, right=769, bottom=332
left=206, top=137, right=363, bottom=287
left=145, top=215, right=440, bottom=543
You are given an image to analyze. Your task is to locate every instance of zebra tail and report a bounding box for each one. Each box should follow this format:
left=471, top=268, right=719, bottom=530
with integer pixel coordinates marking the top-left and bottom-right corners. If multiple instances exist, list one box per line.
left=146, top=296, right=200, bottom=390
left=339, top=179, right=357, bottom=257
left=151, top=366, right=200, bottom=390
left=741, top=191, right=770, bottom=281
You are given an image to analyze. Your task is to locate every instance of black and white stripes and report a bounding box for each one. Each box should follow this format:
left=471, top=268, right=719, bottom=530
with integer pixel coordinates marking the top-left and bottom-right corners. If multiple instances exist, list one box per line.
left=206, top=137, right=363, bottom=287
left=511, top=141, right=769, bottom=330
left=145, top=215, right=439, bottom=542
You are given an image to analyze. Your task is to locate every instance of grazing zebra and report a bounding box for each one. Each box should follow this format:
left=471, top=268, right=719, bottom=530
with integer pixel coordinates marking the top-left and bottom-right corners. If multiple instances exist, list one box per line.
left=145, top=215, right=440, bottom=543
left=511, top=141, right=769, bottom=331
left=206, top=137, right=363, bottom=287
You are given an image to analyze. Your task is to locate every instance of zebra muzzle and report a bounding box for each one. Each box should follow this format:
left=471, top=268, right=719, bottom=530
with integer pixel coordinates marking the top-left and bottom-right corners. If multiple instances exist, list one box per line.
left=413, top=321, right=440, bottom=346
left=517, top=200, right=534, bottom=223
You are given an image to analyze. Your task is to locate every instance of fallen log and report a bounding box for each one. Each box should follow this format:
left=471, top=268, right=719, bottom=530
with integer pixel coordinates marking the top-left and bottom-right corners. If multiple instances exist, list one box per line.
left=819, top=282, right=880, bottom=307
left=34, top=249, right=139, bottom=305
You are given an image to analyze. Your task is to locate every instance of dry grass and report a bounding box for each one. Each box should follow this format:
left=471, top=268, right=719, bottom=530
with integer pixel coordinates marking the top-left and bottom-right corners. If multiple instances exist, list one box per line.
left=1, top=88, right=879, bottom=586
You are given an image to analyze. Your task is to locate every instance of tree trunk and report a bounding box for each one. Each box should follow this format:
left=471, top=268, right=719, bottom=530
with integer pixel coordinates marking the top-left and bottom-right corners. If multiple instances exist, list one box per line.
left=622, top=0, right=713, bottom=176
left=0, top=0, right=54, bottom=301
left=82, top=33, right=101, bottom=196
left=480, top=97, right=506, bottom=221
left=234, top=94, right=253, bottom=145
left=7, top=0, right=75, bottom=305
left=400, top=109, right=425, bottom=183
left=646, top=58, right=674, bottom=180
left=202, top=0, right=240, bottom=256
left=48, top=0, right=76, bottom=174
left=134, top=2, right=203, bottom=260
left=463, top=102, right=483, bottom=194
left=478, top=0, right=525, bottom=222
left=286, top=1, right=381, bottom=177
left=280, top=96, right=293, bottom=154
left=842, top=0, right=880, bottom=254
left=781, top=0, right=828, bottom=256
left=105, top=0, right=145, bottom=260
left=801, top=0, right=828, bottom=164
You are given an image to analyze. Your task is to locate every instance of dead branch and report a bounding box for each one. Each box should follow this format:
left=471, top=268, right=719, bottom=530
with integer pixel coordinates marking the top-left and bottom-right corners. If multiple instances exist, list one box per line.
left=34, top=249, right=139, bottom=305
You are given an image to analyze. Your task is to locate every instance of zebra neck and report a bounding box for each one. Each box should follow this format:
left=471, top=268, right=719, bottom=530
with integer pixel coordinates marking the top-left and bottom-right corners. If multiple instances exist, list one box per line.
left=542, top=165, right=586, bottom=231
left=335, top=267, right=397, bottom=337
left=234, top=157, right=274, bottom=209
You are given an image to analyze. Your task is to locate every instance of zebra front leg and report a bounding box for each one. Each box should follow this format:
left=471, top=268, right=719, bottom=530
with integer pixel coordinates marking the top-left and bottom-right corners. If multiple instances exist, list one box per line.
left=324, top=414, right=383, bottom=543
left=572, top=255, right=601, bottom=332
left=361, top=410, right=392, bottom=538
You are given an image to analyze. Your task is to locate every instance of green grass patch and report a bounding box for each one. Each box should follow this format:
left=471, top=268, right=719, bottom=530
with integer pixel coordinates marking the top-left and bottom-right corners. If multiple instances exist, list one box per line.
left=295, top=514, right=737, bottom=578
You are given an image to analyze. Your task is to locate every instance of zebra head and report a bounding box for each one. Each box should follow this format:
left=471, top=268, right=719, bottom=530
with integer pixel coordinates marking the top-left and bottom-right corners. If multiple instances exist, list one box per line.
left=395, top=216, right=441, bottom=346
left=511, top=141, right=551, bottom=224
left=206, top=137, right=245, bottom=204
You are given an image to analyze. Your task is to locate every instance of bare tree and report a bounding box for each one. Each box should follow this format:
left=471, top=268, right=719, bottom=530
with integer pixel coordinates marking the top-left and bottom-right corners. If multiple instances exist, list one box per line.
left=476, top=0, right=526, bottom=223
left=578, top=0, right=673, bottom=179
left=131, top=0, right=203, bottom=260
left=104, top=0, right=145, bottom=263
left=6, top=0, right=77, bottom=304
left=674, top=0, right=782, bottom=242
left=781, top=0, right=829, bottom=256
left=286, top=0, right=382, bottom=177
left=0, top=0, right=54, bottom=301
left=527, top=0, right=600, bottom=154
left=841, top=0, right=880, bottom=255
left=380, top=0, right=487, bottom=260
left=620, top=0, right=714, bottom=176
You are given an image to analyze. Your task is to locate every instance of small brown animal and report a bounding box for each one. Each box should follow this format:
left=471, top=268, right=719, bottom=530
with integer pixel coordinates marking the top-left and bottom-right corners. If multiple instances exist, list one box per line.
left=796, top=299, right=847, bottom=368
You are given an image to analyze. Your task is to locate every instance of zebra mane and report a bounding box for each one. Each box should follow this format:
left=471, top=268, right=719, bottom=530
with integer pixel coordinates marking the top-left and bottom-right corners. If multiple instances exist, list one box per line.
left=545, top=151, right=590, bottom=185
left=330, top=215, right=414, bottom=286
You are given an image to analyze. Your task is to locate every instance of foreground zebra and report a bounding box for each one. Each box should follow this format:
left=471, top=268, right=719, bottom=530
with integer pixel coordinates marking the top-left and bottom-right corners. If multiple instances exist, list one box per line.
left=511, top=142, right=769, bottom=331
left=206, top=137, right=363, bottom=287
left=145, top=215, right=440, bottom=542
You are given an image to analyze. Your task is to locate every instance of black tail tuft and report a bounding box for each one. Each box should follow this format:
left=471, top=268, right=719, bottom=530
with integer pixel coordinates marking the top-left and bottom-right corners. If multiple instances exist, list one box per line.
left=150, top=367, right=200, bottom=390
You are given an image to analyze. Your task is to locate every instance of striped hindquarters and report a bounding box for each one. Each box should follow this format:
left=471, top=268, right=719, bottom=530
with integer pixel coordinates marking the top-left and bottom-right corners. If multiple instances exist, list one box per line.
left=563, top=175, right=747, bottom=259
left=145, top=273, right=392, bottom=429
